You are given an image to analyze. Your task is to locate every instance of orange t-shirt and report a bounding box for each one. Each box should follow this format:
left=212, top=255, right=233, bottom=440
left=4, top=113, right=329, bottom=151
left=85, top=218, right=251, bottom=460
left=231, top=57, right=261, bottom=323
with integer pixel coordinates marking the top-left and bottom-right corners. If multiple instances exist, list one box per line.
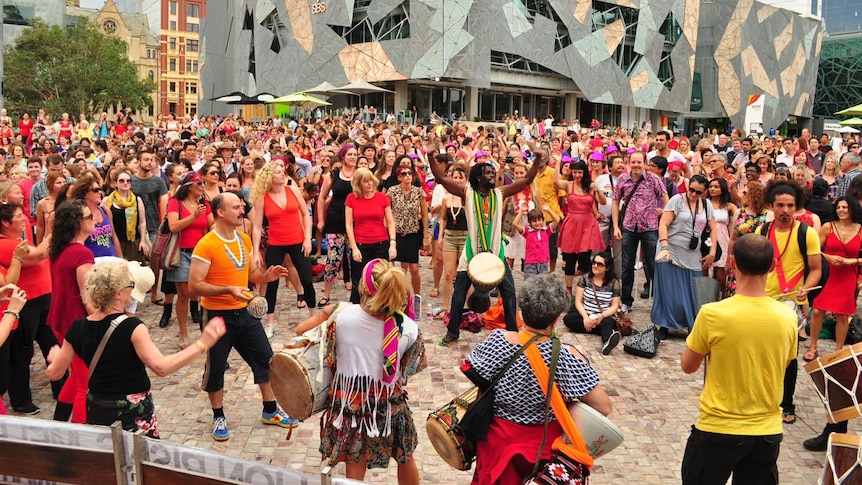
left=263, top=188, right=304, bottom=246
left=192, top=230, right=252, bottom=310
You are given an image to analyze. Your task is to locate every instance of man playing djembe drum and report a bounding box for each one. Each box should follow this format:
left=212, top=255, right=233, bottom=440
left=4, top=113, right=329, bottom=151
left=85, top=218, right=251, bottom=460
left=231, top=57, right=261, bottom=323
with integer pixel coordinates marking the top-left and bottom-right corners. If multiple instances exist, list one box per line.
left=430, top=152, right=544, bottom=347
left=680, top=234, right=798, bottom=484
left=189, top=192, right=295, bottom=441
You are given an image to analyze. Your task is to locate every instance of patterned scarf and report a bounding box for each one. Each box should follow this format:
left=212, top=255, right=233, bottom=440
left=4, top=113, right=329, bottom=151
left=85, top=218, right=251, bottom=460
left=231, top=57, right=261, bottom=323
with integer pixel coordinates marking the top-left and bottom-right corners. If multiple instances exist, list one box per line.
left=363, top=258, right=404, bottom=384
left=105, top=189, right=137, bottom=241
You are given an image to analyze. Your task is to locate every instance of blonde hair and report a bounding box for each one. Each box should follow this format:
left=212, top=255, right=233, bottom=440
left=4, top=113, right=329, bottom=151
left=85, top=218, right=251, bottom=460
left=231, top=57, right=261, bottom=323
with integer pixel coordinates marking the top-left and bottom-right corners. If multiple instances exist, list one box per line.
left=350, top=167, right=379, bottom=197
left=359, top=259, right=410, bottom=317
left=85, top=262, right=132, bottom=311
left=249, top=163, right=278, bottom=204
left=790, top=163, right=812, bottom=184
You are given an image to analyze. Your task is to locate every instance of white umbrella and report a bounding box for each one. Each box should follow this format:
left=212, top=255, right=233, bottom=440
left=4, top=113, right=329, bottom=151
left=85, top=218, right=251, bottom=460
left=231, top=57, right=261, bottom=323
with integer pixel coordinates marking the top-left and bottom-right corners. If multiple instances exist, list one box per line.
left=838, top=126, right=861, bottom=134
left=335, top=79, right=394, bottom=95
left=304, top=81, right=352, bottom=96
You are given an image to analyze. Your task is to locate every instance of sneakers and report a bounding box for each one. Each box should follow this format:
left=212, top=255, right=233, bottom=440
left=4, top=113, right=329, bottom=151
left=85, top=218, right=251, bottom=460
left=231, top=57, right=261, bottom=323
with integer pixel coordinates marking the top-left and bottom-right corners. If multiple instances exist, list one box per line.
left=264, top=322, right=275, bottom=339
left=602, top=331, right=621, bottom=355
left=212, top=416, right=230, bottom=441
left=640, top=285, right=651, bottom=299
left=620, top=304, right=631, bottom=314
left=261, top=409, right=299, bottom=428
left=803, top=433, right=828, bottom=452
left=13, top=403, right=40, bottom=415
left=439, top=334, right=458, bottom=347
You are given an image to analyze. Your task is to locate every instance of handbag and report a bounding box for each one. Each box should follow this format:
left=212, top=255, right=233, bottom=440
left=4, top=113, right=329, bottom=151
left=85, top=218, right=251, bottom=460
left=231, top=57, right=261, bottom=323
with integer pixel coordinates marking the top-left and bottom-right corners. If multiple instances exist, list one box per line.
left=154, top=217, right=181, bottom=270
left=522, top=333, right=593, bottom=485
left=458, top=334, right=541, bottom=442
left=699, top=202, right=723, bottom=261
left=623, top=324, right=661, bottom=358
left=588, top=280, right=631, bottom=336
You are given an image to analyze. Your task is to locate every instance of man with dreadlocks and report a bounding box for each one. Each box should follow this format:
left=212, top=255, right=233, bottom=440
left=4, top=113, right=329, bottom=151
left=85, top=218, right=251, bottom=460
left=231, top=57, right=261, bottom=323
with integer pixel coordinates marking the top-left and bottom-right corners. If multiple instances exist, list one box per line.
left=430, top=152, right=544, bottom=346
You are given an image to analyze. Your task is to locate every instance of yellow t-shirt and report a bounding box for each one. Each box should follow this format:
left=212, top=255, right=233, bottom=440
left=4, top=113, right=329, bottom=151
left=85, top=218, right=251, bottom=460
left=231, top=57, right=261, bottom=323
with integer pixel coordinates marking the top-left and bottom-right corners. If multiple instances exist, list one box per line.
left=192, top=230, right=252, bottom=310
left=534, top=166, right=563, bottom=222
left=755, top=223, right=820, bottom=299
left=687, top=295, right=797, bottom=435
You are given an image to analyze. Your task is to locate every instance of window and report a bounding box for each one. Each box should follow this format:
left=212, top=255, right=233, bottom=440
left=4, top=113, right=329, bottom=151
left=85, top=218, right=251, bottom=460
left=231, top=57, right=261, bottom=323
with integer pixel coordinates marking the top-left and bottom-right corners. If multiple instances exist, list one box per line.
left=187, top=4, right=200, bottom=18
left=169, top=37, right=176, bottom=50
left=169, top=20, right=176, bottom=31
left=169, top=2, right=177, bottom=15
left=147, top=70, right=154, bottom=80
left=186, top=39, right=198, bottom=52
left=169, top=82, right=177, bottom=93
left=186, top=60, right=199, bottom=72
left=185, top=103, right=198, bottom=117
left=169, top=58, right=177, bottom=71
left=187, top=23, right=200, bottom=33
left=185, top=83, right=198, bottom=95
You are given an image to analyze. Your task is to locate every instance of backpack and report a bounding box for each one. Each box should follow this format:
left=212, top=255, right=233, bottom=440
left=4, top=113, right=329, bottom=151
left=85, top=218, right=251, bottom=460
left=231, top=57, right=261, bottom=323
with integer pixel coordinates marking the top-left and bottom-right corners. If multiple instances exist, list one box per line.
left=759, top=220, right=829, bottom=305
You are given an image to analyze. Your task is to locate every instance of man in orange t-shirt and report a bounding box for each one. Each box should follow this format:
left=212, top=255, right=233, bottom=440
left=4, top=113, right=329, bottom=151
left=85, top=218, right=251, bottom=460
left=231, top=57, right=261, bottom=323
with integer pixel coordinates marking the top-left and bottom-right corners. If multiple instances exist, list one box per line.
left=189, top=192, right=293, bottom=442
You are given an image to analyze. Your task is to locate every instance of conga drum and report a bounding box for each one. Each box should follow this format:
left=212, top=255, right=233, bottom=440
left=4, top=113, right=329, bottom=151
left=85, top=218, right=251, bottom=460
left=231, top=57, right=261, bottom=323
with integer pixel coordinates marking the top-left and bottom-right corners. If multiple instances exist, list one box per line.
left=426, top=388, right=478, bottom=470
left=821, top=433, right=862, bottom=485
left=270, top=337, right=331, bottom=421
left=804, top=342, right=862, bottom=423
left=467, top=253, right=505, bottom=314
left=570, top=402, right=625, bottom=458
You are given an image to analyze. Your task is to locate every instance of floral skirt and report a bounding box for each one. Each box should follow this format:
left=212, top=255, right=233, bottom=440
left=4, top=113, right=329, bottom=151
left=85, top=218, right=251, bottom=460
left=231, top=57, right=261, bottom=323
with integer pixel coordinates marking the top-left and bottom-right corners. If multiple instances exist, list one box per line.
left=319, top=393, right=417, bottom=469
left=87, top=390, right=159, bottom=439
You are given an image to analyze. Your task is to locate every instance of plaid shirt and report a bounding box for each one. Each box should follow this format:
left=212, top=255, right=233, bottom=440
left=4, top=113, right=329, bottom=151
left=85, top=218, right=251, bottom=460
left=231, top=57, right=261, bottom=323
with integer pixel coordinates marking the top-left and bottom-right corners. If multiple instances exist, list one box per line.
left=614, top=172, right=667, bottom=232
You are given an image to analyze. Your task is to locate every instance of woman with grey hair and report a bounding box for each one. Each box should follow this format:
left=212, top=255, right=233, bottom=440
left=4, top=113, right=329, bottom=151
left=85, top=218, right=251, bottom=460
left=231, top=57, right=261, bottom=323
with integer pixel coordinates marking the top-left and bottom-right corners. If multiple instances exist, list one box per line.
left=464, top=274, right=612, bottom=484
left=46, top=261, right=227, bottom=438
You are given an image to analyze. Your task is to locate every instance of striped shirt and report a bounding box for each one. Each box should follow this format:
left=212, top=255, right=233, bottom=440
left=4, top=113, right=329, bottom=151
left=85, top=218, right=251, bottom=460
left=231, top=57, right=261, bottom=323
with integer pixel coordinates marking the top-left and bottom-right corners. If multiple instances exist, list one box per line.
left=577, top=275, right=620, bottom=315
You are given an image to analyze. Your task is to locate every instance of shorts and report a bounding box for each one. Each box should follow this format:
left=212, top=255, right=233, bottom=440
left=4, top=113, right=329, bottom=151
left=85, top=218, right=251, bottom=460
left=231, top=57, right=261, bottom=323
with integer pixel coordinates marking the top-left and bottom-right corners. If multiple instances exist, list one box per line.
left=523, top=263, right=549, bottom=279
left=165, top=249, right=192, bottom=283
left=395, top=232, right=420, bottom=264
left=201, top=307, right=273, bottom=392
left=443, top=229, right=468, bottom=253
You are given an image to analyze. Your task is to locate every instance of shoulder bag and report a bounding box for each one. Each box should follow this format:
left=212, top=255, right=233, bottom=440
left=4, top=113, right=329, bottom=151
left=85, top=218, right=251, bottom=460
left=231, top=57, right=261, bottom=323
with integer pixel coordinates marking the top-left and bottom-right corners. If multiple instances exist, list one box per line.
left=616, top=176, right=645, bottom=233
left=588, top=280, right=631, bottom=336
left=623, top=324, right=661, bottom=358
left=458, top=334, right=542, bottom=442
left=698, top=201, right=723, bottom=261
left=154, top=202, right=184, bottom=270
left=87, top=315, right=129, bottom=385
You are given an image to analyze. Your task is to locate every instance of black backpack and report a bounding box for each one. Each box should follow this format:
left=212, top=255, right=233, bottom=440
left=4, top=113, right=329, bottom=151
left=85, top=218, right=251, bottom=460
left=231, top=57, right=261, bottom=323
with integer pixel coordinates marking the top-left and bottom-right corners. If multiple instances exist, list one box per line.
left=759, top=221, right=829, bottom=305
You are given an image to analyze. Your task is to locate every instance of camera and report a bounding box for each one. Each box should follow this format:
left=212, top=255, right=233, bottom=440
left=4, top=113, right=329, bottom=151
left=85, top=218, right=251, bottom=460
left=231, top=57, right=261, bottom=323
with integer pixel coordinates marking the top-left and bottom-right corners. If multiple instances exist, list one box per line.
left=488, top=133, right=495, bottom=138
left=688, top=235, right=699, bottom=250
left=505, top=156, right=514, bottom=163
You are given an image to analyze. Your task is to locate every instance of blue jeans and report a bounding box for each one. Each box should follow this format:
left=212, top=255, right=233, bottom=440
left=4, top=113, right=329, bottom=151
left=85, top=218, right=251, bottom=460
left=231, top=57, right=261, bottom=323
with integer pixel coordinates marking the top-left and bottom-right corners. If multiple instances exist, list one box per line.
left=523, top=263, right=548, bottom=279
left=446, top=263, right=518, bottom=339
left=621, top=229, right=658, bottom=306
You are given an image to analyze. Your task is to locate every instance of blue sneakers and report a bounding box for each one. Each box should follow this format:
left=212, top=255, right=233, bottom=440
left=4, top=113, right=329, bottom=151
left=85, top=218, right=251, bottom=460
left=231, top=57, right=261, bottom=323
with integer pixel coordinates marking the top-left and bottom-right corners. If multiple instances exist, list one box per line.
left=261, top=409, right=299, bottom=428
left=212, top=416, right=230, bottom=441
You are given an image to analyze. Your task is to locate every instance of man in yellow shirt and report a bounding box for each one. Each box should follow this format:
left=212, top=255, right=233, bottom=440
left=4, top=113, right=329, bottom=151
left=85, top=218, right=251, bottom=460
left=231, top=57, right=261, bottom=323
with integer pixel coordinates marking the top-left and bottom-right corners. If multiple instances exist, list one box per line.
left=532, top=145, right=564, bottom=273
left=681, top=234, right=797, bottom=484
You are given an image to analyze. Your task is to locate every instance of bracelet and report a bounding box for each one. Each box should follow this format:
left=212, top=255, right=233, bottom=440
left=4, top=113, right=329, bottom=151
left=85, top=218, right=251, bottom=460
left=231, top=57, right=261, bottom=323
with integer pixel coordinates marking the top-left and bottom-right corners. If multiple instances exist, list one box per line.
left=3, top=310, right=19, bottom=320
left=659, top=238, right=668, bottom=242
left=389, top=240, right=396, bottom=244
left=194, top=340, right=207, bottom=354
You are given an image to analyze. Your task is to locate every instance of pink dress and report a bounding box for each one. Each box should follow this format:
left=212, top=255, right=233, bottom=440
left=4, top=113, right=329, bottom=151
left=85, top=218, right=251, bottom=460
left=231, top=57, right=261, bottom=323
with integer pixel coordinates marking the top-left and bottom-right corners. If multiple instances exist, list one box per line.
left=557, top=191, right=604, bottom=254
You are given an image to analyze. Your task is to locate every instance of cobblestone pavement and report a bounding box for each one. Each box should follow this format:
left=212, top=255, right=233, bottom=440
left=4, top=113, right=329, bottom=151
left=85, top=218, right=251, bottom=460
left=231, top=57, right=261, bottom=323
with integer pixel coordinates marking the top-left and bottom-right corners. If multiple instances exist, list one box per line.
left=13, top=256, right=846, bottom=484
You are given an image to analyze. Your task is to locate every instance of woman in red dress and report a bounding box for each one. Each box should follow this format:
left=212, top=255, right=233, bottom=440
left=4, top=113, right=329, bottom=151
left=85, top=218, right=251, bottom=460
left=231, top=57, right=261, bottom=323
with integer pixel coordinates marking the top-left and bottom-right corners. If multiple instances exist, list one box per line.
left=807, top=196, right=862, bottom=361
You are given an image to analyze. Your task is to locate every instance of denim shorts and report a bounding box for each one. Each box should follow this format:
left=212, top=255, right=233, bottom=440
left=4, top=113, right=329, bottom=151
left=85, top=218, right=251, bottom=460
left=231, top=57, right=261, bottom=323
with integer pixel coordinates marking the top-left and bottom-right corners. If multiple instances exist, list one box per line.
left=165, top=249, right=192, bottom=282
left=523, top=263, right=549, bottom=279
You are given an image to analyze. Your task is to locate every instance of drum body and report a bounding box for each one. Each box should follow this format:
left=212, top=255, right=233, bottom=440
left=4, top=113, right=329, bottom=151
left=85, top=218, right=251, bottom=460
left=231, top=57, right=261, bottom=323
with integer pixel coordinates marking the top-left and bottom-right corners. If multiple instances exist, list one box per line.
left=570, top=402, right=625, bottom=458
left=821, top=433, right=862, bottom=485
left=426, top=387, right=478, bottom=470
left=804, top=342, right=862, bottom=423
left=270, top=339, right=330, bottom=421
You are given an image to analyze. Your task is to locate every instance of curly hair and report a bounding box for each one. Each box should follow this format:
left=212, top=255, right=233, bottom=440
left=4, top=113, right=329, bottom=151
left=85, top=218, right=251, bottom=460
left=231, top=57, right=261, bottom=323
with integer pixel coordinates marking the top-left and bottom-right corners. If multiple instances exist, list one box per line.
left=85, top=261, right=132, bottom=311
left=249, top=162, right=277, bottom=204
left=518, top=274, right=569, bottom=329
left=49, top=200, right=86, bottom=259
left=359, top=259, right=410, bottom=318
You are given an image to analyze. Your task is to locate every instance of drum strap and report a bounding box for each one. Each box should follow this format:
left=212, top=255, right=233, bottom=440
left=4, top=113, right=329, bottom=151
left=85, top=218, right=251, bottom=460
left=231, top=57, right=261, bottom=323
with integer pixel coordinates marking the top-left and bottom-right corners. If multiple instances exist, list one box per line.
left=521, top=332, right=595, bottom=469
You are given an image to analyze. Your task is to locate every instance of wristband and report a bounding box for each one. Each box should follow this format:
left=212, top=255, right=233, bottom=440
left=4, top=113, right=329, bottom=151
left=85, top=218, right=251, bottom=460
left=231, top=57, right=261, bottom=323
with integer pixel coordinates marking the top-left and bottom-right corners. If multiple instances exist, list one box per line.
left=194, top=340, right=207, bottom=354
left=660, top=244, right=669, bottom=250
left=659, top=238, right=668, bottom=242
left=3, top=310, right=19, bottom=320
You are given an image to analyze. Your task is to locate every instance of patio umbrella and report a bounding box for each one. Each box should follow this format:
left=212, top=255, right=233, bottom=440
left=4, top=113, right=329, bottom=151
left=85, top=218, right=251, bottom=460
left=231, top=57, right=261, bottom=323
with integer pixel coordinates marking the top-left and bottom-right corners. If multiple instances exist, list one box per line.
left=838, top=126, right=861, bottom=134
left=836, top=103, right=862, bottom=116
left=840, top=117, right=862, bottom=126
left=266, top=92, right=331, bottom=107
left=251, top=93, right=276, bottom=104
left=211, top=92, right=256, bottom=105
left=303, top=82, right=351, bottom=96
left=335, top=79, right=394, bottom=95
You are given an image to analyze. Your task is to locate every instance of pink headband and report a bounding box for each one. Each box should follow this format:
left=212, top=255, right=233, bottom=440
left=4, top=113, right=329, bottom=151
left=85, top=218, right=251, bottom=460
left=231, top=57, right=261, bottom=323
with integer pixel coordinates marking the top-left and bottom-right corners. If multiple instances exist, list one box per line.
left=363, top=258, right=383, bottom=296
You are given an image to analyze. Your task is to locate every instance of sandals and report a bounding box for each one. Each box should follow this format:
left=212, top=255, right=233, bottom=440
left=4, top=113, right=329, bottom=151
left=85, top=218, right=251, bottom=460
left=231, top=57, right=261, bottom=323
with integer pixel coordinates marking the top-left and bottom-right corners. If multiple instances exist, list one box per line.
left=803, top=347, right=819, bottom=362
left=783, top=411, right=797, bottom=424
left=317, top=297, right=331, bottom=308
left=150, top=298, right=164, bottom=306
left=296, top=295, right=308, bottom=309
left=429, top=287, right=440, bottom=298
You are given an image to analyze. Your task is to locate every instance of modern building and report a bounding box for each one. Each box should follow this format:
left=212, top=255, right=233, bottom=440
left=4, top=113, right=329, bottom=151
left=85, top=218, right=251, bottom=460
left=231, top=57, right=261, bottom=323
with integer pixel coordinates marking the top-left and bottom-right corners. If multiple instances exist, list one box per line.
left=2, top=0, right=65, bottom=45
left=114, top=0, right=206, bottom=119
left=65, top=0, right=160, bottom=121
left=812, top=0, right=862, bottom=119
left=199, top=0, right=822, bottom=133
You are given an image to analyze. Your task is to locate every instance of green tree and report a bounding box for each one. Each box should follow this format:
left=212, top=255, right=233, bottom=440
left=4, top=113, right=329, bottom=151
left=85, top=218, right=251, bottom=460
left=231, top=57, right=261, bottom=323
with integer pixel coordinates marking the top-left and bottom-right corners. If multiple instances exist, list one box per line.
left=3, top=19, right=155, bottom=118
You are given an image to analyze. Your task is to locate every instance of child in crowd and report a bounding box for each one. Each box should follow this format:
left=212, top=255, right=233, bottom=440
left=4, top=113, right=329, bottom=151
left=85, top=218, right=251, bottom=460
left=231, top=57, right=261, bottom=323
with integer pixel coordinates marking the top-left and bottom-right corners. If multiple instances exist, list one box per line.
left=513, top=203, right=560, bottom=279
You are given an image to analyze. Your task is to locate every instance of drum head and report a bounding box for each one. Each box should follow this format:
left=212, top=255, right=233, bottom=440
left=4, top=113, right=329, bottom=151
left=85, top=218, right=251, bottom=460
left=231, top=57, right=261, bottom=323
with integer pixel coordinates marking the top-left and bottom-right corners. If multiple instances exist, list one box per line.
left=269, top=352, right=313, bottom=421
left=426, top=416, right=470, bottom=471
left=468, top=252, right=505, bottom=287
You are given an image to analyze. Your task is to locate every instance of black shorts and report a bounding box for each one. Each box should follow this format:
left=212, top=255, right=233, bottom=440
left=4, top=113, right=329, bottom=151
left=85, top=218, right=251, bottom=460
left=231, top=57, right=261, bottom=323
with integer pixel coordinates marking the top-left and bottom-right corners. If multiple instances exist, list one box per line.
left=201, top=308, right=273, bottom=392
left=395, top=232, right=421, bottom=264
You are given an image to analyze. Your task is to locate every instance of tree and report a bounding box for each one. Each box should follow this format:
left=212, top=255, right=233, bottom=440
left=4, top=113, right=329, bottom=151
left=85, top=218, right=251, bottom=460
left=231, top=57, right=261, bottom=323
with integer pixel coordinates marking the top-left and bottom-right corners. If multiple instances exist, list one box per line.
left=3, top=19, right=156, bottom=119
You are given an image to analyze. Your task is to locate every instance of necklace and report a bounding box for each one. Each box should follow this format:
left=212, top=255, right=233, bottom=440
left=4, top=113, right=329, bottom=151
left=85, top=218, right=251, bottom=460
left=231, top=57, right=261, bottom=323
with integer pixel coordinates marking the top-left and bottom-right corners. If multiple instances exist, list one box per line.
left=222, top=231, right=246, bottom=269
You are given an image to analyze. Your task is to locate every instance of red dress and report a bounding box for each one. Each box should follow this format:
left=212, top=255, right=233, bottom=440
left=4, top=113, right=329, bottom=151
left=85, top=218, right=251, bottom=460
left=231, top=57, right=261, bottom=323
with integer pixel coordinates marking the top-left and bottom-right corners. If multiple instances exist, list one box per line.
left=557, top=191, right=604, bottom=254
left=814, top=224, right=862, bottom=315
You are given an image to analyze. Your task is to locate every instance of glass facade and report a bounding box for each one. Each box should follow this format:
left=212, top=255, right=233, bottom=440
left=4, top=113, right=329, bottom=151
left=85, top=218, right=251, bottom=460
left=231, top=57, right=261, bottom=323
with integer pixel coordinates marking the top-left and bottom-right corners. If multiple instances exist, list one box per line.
left=823, top=0, right=862, bottom=34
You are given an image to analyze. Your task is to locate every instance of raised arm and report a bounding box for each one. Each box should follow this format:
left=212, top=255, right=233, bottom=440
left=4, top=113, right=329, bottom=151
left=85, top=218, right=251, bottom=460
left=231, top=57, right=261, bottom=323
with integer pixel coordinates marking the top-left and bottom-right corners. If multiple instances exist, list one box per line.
left=429, top=154, right=466, bottom=203
left=502, top=153, right=545, bottom=198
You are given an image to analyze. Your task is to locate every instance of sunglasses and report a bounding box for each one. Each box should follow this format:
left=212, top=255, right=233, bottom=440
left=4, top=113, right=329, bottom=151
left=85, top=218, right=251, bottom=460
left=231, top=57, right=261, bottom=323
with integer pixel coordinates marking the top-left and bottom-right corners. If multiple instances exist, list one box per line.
left=399, top=171, right=413, bottom=176
left=592, top=260, right=606, bottom=267
left=82, top=213, right=94, bottom=220
left=91, top=187, right=103, bottom=193
left=207, top=171, right=219, bottom=175
left=688, top=187, right=704, bottom=196
left=125, top=281, right=136, bottom=290
left=117, top=178, right=131, bottom=183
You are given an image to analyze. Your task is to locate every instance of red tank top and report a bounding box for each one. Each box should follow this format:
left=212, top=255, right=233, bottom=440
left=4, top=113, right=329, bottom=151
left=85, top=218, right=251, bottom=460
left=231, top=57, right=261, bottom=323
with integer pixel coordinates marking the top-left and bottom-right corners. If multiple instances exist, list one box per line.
left=264, top=188, right=304, bottom=245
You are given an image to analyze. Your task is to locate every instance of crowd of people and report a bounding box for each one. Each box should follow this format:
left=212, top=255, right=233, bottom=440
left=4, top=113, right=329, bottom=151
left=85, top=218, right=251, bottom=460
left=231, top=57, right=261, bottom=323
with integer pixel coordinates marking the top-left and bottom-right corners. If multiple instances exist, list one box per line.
left=1, top=105, right=862, bottom=483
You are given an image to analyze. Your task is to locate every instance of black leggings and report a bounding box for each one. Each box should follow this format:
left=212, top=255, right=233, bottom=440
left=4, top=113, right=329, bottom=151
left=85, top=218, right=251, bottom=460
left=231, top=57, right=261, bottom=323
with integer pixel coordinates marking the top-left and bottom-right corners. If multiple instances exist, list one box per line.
left=562, top=252, right=591, bottom=276
left=265, top=243, right=316, bottom=312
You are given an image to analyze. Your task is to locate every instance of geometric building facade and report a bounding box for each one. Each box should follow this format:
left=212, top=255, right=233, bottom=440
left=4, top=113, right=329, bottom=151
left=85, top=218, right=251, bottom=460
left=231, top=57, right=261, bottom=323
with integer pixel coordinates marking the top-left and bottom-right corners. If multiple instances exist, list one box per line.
left=813, top=35, right=862, bottom=118
left=199, top=0, right=822, bottom=131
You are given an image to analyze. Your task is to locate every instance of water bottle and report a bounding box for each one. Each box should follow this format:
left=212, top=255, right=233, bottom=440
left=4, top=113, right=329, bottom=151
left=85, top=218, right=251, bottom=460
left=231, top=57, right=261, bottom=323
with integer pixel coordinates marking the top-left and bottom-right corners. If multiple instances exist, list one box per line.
left=426, top=303, right=434, bottom=319
left=413, top=294, right=422, bottom=321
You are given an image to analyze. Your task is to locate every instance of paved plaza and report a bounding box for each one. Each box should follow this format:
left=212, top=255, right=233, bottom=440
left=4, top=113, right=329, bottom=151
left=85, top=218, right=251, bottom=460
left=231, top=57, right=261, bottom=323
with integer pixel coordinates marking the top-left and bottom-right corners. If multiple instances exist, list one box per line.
left=13, top=257, right=848, bottom=484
